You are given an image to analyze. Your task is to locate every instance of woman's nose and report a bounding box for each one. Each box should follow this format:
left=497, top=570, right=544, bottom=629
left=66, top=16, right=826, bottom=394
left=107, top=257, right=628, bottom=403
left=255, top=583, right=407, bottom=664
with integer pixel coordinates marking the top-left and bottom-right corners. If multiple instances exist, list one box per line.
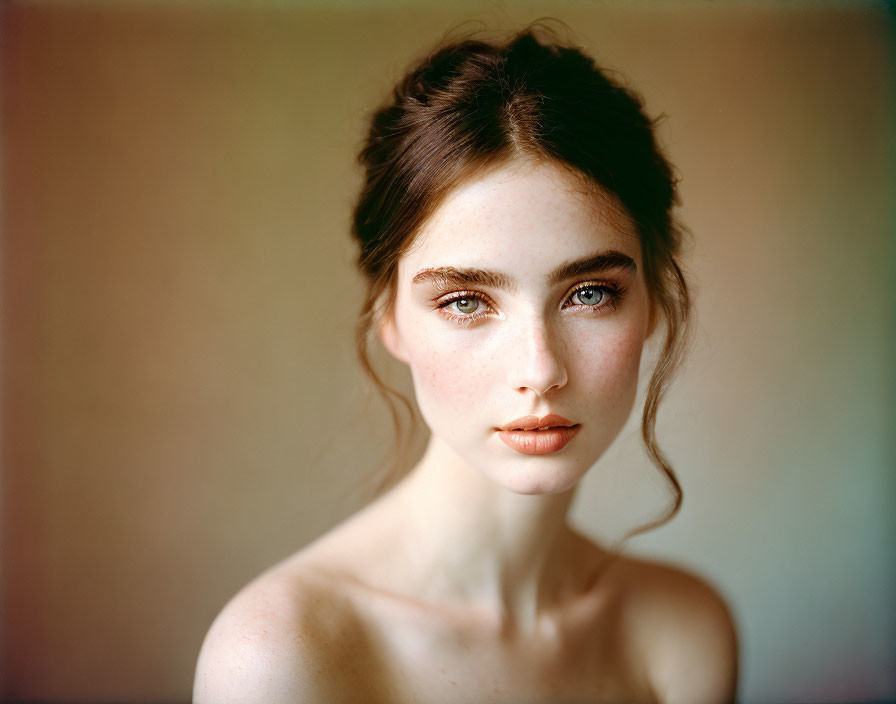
left=507, top=318, right=568, bottom=397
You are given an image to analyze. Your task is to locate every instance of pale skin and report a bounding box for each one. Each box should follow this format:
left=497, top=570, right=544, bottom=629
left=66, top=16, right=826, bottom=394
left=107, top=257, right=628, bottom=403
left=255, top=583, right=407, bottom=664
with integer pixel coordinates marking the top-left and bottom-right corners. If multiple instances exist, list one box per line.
left=193, top=160, right=738, bottom=703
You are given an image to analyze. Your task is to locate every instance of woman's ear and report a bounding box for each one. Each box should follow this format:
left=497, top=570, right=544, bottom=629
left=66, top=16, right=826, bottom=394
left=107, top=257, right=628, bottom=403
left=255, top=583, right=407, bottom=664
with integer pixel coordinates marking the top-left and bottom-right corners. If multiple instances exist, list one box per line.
left=378, top=312, right=410, bottom=364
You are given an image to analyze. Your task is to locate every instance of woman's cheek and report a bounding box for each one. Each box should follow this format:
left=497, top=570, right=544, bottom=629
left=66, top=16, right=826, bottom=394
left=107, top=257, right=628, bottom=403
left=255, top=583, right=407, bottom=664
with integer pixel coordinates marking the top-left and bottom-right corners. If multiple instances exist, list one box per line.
left=406, top=331, right=494, bottom=427
left=572, top=324, right=645, bottom=402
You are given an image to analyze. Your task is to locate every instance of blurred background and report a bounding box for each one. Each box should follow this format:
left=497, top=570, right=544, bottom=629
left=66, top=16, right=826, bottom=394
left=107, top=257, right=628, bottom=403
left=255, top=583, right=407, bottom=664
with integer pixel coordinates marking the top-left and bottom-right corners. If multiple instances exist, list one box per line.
left=2, top=1, right=893, bottom=702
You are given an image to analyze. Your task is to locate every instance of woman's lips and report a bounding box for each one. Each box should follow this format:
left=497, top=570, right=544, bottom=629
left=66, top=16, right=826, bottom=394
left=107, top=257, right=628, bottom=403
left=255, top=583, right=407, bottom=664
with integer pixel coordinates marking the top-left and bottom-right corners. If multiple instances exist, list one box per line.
left=497, top=414, right=580, bottom=455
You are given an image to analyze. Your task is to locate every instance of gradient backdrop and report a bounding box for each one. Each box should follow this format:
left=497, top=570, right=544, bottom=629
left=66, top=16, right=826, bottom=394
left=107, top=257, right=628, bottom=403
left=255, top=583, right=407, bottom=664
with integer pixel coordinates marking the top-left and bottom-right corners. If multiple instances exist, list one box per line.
left=2, top=1, right=894, bottom=702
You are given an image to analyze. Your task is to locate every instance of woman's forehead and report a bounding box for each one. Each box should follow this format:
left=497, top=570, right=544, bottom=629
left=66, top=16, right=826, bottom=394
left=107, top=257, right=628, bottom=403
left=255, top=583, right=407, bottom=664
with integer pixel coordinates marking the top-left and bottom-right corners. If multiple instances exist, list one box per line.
left=400, top=161, right=641, bottom=278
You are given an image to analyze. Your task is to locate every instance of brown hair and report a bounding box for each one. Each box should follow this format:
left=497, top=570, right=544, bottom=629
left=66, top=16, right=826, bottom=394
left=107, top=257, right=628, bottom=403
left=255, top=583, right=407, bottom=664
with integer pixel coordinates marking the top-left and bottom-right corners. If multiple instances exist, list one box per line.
left=351, top=26, right=692, bottom=536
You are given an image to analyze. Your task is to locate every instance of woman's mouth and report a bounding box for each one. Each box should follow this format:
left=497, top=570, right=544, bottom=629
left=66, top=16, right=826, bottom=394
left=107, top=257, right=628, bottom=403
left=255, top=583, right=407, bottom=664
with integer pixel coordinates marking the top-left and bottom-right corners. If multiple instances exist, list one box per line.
left=496, top=414, right=581, bottom=455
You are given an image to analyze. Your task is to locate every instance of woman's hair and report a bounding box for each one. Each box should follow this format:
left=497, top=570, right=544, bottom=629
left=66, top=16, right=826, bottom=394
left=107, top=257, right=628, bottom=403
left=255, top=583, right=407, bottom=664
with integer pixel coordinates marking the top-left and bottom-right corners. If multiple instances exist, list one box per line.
left=351, top=24, right=692, bottom=537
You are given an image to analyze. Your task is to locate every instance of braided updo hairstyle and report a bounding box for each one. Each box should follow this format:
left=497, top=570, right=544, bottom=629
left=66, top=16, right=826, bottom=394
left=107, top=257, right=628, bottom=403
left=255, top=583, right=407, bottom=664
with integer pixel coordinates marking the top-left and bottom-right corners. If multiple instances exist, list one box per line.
left=351, top=26, right=692, bottom=536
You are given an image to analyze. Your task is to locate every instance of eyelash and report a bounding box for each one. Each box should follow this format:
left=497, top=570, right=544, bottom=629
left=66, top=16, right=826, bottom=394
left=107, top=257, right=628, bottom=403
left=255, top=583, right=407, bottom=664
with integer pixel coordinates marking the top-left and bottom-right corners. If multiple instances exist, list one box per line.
left=435, top=281, right=625, bottom=325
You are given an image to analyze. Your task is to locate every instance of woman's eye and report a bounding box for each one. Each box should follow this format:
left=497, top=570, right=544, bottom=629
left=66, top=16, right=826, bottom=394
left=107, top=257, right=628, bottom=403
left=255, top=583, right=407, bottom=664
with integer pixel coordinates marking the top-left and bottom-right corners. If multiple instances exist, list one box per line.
left=437, top=293, right=493, bottom=323
left=572, top=286, right=604, bottom=306
left=452, top=297, right=480, bottom=315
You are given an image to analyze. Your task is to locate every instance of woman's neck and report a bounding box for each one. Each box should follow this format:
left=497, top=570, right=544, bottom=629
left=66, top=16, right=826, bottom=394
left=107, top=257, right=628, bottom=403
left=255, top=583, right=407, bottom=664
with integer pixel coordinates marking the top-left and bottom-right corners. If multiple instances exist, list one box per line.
left=375, top=435, right=593, bottom=635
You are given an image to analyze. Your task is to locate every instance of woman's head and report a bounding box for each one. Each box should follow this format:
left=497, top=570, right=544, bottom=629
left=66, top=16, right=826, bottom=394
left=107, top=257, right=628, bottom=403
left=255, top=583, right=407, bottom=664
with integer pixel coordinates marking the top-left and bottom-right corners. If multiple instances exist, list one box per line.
left=351, top=26, right=691, bottom=529
left=377, top=159, right=654, bottom=496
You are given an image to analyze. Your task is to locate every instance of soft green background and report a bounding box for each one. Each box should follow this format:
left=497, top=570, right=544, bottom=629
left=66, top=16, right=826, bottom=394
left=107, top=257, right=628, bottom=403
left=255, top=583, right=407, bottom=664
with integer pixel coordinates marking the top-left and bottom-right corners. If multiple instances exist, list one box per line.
left=3, top=1, right=894, bottom=701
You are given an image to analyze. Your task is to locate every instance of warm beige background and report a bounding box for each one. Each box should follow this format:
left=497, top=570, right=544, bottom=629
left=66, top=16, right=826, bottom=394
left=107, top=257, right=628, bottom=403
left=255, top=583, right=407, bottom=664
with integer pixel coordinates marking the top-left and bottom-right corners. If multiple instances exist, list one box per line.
left=2, top=2, right=893, bottom=702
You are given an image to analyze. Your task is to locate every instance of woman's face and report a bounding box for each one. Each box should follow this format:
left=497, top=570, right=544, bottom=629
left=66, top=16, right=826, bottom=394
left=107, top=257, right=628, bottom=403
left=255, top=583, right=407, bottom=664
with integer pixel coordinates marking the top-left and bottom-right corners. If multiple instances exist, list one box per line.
left=381, top=160, right=654, bottom=495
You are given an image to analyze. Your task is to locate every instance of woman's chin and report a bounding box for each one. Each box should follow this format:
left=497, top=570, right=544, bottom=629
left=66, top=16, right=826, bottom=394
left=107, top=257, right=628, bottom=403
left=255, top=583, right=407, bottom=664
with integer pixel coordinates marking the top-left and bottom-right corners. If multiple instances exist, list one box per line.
left=431, top=432, right=602, bottom=496
left=477, top=461, right=590, bottom=497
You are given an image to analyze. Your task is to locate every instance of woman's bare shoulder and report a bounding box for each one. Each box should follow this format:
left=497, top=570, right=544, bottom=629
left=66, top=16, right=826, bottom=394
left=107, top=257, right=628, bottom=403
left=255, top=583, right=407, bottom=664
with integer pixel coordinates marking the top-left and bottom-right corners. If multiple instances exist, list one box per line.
left=192, top=561, right=362, bottom=704
left=610, top=553, right=739, bottom=704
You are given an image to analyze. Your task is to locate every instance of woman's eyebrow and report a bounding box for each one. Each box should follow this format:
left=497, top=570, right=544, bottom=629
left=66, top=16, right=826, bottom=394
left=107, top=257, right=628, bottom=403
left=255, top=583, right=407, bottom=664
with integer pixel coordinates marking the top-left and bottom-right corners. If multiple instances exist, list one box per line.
left=548, top=250, right=637, bottom=285
left=412, top=251, right=636, bottom=291
left=411, top=267, right=516, bottom=291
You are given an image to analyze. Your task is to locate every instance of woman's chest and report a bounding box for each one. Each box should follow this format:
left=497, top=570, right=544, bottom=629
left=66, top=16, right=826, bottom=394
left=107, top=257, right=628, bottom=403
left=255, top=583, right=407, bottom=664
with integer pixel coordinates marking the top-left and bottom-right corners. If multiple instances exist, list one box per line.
left=344, top=594, right=657, bottom=704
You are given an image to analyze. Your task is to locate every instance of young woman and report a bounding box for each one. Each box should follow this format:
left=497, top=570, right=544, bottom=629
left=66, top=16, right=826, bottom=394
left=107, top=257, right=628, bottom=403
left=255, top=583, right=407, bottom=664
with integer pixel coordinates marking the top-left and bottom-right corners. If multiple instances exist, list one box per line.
left=194, top=27, right=738, bottom=704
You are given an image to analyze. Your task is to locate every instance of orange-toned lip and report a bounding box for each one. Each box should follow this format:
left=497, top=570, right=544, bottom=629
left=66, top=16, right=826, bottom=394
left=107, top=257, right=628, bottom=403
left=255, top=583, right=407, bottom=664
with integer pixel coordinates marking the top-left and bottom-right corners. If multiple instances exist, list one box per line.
left=497, top=425, right=581, bottom=455
left=498, top=414, right=576, bottom=432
